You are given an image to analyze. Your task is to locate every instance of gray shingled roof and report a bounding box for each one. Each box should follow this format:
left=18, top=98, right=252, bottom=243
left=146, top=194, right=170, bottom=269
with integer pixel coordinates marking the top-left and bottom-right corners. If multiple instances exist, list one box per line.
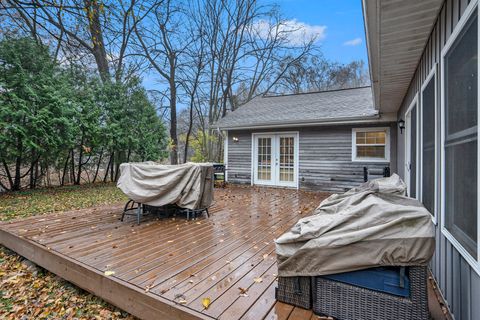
left=214, top=86, right=378, bottom=129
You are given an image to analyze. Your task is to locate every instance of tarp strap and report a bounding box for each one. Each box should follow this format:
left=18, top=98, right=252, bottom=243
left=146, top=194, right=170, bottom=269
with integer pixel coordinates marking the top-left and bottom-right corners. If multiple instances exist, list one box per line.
left=294, top=277, right=302, bottom=294
left=399, top=267, right=406, bottom=288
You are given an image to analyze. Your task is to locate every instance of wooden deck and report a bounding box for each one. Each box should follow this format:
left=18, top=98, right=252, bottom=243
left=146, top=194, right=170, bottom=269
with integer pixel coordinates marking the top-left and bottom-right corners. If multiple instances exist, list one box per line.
left=0, top=185, right=450, bottom=320
left=0, top=186, right=329, bottom=320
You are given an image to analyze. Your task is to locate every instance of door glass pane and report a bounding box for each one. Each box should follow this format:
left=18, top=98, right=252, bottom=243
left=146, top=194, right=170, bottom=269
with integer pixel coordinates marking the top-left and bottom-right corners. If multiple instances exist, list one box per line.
left=444, top=11, right=478, bottom=258
left=422, top=76, right=435, bottom=215
left=410, top=106, right=417, bottom=198
left=257, top=137, right=271, bottom=180
left=279, top=137, right=294, bottom=182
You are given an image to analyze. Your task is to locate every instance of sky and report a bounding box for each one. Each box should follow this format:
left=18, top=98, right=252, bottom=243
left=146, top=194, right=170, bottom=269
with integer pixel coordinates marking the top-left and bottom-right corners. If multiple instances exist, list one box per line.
left=259, top=0, right=368, bottom=64
left=143, top=0, right=368, bottom=103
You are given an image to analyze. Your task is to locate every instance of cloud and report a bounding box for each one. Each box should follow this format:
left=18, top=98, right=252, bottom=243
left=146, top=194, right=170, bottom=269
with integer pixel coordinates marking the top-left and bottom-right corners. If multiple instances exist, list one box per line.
left=343, top=38, right=362, bottom=46
left=251, top=19, right=327, bottom=45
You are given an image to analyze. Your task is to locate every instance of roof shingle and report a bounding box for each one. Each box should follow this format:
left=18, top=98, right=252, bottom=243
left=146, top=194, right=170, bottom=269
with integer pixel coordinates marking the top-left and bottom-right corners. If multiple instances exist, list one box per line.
left=214, top=86, right=378, bottom=129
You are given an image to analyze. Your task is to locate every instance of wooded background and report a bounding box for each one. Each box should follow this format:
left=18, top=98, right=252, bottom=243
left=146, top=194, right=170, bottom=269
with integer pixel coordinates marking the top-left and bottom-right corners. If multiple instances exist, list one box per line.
left=0, top=0, right=369, bottom=191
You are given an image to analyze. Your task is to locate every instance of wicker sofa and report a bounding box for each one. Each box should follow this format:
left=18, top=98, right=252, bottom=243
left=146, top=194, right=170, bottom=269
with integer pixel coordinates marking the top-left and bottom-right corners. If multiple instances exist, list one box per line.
left=276, top=266, right=429, bottom=320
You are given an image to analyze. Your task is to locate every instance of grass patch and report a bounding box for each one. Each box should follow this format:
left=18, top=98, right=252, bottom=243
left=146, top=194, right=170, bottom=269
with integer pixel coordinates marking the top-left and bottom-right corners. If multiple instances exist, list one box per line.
left=0, top=183, right=127, bottom=221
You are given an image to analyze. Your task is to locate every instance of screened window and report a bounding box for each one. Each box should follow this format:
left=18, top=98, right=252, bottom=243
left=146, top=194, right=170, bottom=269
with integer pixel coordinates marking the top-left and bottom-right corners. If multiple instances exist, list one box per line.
left=444, top=11, right=478, bottom=258
left=352, top=128, right=390, bottom=162
left=422, top=75, right=436, bottom=216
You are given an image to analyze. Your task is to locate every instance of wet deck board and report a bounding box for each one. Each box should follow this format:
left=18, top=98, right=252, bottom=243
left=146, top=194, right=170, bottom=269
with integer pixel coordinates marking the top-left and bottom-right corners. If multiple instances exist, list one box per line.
left=0, top=186, right=326, bottom=320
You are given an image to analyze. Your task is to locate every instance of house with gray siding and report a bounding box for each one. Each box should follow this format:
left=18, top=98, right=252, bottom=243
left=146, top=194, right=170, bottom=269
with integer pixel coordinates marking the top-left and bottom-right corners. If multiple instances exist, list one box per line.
left=214, top=86, right=397, bottom=192
left=363, top=0, right=480, bottom=319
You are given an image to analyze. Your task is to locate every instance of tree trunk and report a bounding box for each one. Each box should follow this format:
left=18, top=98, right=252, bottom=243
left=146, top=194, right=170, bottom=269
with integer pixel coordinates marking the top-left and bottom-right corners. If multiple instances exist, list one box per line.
left=61, top=152, right=70, bottom=186
left=75, top=134, right=85, bottom=185
left=184, top=105, right=194, bottom=163
left=92, top=148, right=104, bottom=183
left=110, top=151, right=114, bottom=182
left=2, top=159, right=14, bottom=190
left=126, top=148, right=131, bottom=163
left=103, top=152, right=113, bottom=182
left=12, top=135, right=23, bottom=191
left=29, top=149, right=36, bottom=189
left=84, top=0, right=110, bottom=81
left=70, top=149, right=75, bottom=184
left=169, top=75, right=178, bottom=164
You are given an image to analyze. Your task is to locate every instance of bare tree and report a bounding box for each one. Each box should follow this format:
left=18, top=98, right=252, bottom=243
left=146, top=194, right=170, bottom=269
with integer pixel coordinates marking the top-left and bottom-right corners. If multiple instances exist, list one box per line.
left=133, top=0, right=195, bottom=164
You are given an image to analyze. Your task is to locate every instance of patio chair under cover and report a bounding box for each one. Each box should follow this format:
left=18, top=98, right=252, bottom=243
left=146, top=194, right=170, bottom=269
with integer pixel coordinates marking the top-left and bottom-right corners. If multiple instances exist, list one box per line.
left=117, top=162, right=214, bottom=210
left=275, top=175, right=435, bottom=277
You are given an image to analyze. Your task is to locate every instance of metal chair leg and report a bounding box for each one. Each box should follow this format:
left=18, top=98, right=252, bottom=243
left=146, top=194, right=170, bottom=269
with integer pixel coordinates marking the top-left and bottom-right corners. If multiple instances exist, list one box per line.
left=205, top=208, right=209, bottom=218
left=136, top=204, right=142, bottom=225
left=121, top=200, right=134, bottom=221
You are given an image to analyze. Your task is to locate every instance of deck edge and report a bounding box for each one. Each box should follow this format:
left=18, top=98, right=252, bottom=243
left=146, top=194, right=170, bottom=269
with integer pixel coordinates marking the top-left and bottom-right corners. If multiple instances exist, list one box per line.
left=0, top=228, right=209, bottom=320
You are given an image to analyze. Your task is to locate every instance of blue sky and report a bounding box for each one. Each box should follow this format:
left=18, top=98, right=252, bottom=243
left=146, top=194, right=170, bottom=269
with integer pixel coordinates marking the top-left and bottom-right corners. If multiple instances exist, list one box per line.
left=143, top=1, right=368, bottom=100
left=260, top=0, right=368, bottom=64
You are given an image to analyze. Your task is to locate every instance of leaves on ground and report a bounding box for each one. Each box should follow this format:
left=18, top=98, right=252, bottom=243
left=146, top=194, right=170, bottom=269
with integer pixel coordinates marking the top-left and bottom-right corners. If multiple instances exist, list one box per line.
left=253, top=277, right=263, bottom=283
left=201, top=297, right=211, bottom=309
left=238, top=287, right=249, bottom=297
left=0, top=183, right=127, bottom=221
left=0, top=183, right=134, bottom=319
left=0, top=247, right=136, bottom=320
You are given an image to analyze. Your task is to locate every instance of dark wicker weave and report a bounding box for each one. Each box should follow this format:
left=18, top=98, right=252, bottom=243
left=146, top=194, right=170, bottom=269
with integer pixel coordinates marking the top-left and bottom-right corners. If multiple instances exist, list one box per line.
left=275, top=276, right=312, bottom=309
left=311, top=266, right=429, bottom=320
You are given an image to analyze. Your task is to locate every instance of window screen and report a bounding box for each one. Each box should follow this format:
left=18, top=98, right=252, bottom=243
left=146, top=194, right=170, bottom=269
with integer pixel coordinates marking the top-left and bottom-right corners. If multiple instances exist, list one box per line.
left=422, top=77, right=436, bottom=215
left=444, top=11, right=478, bottom=258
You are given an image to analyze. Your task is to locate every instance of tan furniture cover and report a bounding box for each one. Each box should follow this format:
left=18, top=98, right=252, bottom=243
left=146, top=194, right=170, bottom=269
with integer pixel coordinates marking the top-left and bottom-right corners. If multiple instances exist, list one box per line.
left=275, top=174, right=435, bottom=277
left=117, top=162, right=214, bottom=210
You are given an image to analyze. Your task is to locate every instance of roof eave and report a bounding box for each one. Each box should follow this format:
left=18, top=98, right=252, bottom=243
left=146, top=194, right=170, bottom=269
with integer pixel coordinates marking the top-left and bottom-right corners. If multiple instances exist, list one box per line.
left=362, top=0, right=381, bottom=110
left=213, top=113, right=397, bottom=131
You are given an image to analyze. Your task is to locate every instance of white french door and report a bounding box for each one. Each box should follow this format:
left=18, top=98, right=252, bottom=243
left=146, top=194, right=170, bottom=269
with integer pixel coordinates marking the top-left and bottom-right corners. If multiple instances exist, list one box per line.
left=253, top=133, right=298, bottom=188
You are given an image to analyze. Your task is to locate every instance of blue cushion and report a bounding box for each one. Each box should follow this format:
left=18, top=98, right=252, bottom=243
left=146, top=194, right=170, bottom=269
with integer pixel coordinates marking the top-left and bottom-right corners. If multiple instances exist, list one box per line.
left=321, top=267, right=410, bottom=298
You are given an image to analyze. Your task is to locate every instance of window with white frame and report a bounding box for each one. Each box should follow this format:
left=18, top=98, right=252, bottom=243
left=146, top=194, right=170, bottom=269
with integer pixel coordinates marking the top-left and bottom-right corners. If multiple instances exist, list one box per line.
left=352, top=128, right=390, bottom=162
left=442, top=6, right=478, bottom=264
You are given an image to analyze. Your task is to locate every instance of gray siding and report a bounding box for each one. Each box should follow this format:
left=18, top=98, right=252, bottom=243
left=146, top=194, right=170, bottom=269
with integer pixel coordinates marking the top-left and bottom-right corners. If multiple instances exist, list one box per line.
left=396, top=0, right=480, bottom=319
left=226, top=124, right=396, bottom=193
left=226, top=130, right=252, bottom=184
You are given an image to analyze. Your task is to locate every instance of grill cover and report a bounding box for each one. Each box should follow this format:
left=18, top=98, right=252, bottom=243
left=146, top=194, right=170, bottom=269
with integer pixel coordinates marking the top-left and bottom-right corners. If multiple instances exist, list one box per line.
left=117, top=162, right=214, bottom=210
left=275, top=174, right=435, bottom=277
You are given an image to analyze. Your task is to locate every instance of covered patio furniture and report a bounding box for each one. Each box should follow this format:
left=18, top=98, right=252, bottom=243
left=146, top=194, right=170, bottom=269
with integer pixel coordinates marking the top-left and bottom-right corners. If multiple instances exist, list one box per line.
left=117, top=162, right=214, bottom=224
left=275, top=174, right=435, bottom=320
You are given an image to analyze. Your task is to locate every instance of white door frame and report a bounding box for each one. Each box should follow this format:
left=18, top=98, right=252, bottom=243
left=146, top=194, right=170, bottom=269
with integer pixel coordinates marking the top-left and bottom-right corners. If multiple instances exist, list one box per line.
left=251, top=132, right=299, bottom=188
left=405, top=94, right=419, bottom=198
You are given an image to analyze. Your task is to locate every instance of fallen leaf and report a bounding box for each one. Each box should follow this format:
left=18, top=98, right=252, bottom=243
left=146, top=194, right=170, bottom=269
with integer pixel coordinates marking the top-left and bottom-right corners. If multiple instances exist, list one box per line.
left=104, top=270, right=115, bottom=276
left=238, top=287, right=249, bottom=297
left=202, top=297, right=211, bottom=309
left=253, top=277, right=263, bottom=283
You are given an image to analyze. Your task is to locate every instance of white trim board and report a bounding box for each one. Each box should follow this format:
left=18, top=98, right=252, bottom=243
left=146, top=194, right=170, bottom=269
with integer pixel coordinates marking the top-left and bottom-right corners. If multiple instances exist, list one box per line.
left=404, top=93, right=420, bottom=199
left=419, top=64, right=438, bottom=225
left=224, top=131, right=228, bottom=182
